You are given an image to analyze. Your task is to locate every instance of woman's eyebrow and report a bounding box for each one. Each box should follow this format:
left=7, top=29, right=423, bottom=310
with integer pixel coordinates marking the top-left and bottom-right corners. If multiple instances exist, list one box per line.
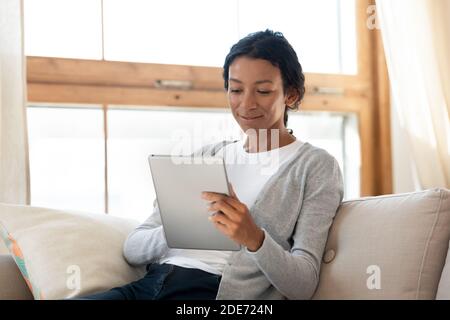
left=229, top=78, right=274, bottom=84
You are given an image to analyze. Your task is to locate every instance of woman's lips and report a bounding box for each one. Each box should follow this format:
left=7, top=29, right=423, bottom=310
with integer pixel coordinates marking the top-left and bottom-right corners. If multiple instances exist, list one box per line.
left=240, top=115, right=263, bottom=121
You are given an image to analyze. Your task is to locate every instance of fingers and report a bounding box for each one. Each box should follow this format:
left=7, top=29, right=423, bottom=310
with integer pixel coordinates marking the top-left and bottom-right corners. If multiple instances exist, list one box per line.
left=209, top=212, right=233, bottom=233
left=211, top=219, right=228, bottom=233
left=201, top=191, right=246, bottom=213
left=207, top=199, right=241, bottom=222
left=202, top=188, right=249, bottom=237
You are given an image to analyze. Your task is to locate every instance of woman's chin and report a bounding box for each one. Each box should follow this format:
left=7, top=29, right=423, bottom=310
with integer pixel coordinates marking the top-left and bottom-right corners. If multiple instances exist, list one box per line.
left=238, top=118, right=267, bottom=132
left=239, top=125, right=266, bottom=134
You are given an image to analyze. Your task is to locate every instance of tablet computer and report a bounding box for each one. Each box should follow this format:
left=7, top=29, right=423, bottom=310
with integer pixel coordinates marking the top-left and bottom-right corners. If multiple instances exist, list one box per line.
left=148, top=154, right=241, bottom=251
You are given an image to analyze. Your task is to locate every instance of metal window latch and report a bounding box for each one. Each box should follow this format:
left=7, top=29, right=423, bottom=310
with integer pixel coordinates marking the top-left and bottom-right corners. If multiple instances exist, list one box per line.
left=312, top=86, right=344, bottom=96
left=154, top=79, right=193, bottom=90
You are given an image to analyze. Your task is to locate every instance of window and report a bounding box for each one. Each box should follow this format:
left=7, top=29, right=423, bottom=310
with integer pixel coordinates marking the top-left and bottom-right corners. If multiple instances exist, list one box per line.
left=24, top=0, right=103, bottom=59
left=25, top=0, right=391, bottom=219
left=237, top=0, right=357, bottom=74
left=25, top=0, right=356, bottom=74
left=27, top=106, right=105, bottom=213
left=27, top=105, right=359, bottom=222
left=102, top=0, right=239, bottom=68
left=106, top=108, right=359, bottom=222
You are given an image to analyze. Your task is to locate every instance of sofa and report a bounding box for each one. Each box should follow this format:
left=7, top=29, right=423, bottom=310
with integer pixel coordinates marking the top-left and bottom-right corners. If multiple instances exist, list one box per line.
left=0, top=188, right=449, bottom=300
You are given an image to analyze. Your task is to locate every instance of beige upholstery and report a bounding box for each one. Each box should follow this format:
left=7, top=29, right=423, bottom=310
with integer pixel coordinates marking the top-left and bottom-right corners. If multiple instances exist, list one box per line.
left=1, top=188, right=449, bottom=300
left=0, top=254, right=33, bottom=300
left=313, top=188, right=450, bottom=299
left=0, top=239, right=8, bottom=254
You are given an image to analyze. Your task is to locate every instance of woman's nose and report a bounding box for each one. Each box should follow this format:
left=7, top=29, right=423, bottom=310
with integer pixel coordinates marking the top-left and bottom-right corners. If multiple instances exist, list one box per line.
left=241, top=91, right=257, bottom=109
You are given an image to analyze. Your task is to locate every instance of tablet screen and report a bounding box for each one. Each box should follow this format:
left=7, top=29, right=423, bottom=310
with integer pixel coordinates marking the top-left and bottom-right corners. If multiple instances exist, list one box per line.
left=148, top=154, right=241, bottom=251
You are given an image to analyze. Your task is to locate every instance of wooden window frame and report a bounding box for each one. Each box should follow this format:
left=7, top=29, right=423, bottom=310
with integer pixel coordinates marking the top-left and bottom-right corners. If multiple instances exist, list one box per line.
left=26, top=0, right=391, bottom=197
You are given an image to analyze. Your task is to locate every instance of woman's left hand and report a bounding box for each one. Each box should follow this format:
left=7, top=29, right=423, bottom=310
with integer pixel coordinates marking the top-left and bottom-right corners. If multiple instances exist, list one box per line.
left=201, top=184, right=264, bottom=252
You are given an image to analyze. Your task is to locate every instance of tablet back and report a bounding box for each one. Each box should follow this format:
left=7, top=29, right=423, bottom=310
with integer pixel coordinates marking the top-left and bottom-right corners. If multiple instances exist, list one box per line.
left=148, top=154, right=241, bottom=251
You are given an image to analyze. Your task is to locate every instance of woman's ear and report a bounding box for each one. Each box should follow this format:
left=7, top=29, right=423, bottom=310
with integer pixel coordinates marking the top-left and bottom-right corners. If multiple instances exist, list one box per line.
left=285, top=88, right=300, bottom=108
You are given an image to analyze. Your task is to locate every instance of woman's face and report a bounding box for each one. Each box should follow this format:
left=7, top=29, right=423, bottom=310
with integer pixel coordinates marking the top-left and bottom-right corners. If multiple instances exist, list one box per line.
left=227, top=56, right=296, bottom=133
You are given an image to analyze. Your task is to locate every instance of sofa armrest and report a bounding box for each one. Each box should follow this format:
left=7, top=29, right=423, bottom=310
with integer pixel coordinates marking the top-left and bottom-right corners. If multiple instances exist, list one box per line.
left=437, top=241, right=450, bottom=300
left=0, top=254, right=33, bottom=300
left=0, top=239, right=8, bottom=254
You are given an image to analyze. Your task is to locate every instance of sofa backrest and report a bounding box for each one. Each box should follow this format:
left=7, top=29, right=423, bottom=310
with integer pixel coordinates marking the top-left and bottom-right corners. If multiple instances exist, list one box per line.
left=313, top=188, right=450, bottom=300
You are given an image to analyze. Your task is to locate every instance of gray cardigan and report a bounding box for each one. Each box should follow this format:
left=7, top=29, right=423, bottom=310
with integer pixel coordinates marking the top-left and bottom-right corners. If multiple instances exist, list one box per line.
left=123, top=140, right=344, bottom=299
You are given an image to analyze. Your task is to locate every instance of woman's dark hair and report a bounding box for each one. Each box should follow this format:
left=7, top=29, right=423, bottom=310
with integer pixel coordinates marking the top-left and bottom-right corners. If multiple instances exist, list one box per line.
left=223, top=29, right=305, bottom=133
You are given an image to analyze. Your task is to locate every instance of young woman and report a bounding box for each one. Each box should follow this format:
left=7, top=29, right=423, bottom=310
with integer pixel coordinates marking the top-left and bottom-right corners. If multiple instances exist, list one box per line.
left=79, top=30, right=344, bottom=300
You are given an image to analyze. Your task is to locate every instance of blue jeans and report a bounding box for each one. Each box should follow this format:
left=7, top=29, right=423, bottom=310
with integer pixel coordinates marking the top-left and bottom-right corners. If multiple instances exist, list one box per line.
left=77, top=264, right=221, bottom=300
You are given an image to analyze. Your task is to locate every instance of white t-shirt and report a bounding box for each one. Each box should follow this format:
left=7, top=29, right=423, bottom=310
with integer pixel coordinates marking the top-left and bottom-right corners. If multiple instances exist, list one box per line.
left=158, top=138, right=305, bottom=275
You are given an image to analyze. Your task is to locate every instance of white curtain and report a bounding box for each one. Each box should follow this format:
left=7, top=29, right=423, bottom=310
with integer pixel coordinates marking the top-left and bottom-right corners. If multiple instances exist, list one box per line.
left=377, top=0, right=450, bottom=189
left=0, top=0, right=30, bottom=205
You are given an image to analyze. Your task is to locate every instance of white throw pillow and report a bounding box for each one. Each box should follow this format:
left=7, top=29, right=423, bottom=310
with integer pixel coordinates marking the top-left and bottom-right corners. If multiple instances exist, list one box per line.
left=0, top=203, right=146, bottom=299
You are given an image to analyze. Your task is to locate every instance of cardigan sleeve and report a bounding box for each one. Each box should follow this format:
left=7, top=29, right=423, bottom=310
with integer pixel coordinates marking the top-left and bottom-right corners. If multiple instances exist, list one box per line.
left=122, top=198, right=170, bottom=266
left=245, top=151, right=344, bottom=299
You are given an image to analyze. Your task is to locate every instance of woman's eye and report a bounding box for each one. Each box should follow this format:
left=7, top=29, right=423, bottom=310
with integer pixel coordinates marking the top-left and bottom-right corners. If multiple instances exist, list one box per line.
left=230, top=89, right=242, bottom=93
left=257, top=90, right=271, bottom=95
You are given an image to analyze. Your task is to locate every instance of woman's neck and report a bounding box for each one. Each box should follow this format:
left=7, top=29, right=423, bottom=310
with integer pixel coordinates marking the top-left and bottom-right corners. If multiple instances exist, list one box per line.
left=243, top=128, right=296, bottom=153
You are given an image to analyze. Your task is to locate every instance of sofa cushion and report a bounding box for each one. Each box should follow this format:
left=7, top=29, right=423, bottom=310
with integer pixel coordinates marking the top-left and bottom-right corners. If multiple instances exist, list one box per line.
left=313, top=188, right=450, bottom=300
left=0, top=254, right=34, bottom=300
left=0, top=203, right=146, bottom=300
left=0, top=238, right=8, bottom=254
